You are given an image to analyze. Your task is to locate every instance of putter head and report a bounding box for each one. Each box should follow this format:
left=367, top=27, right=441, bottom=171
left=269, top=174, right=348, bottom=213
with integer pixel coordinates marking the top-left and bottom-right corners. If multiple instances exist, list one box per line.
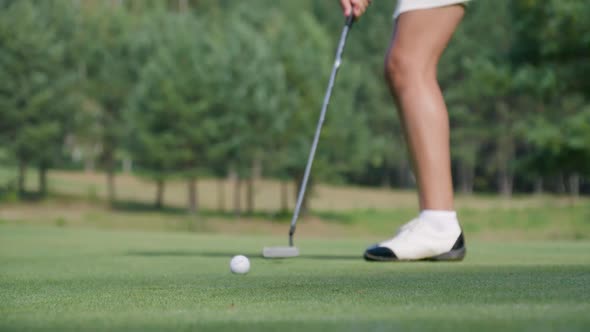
left=262, top=246, right=300, bottom=258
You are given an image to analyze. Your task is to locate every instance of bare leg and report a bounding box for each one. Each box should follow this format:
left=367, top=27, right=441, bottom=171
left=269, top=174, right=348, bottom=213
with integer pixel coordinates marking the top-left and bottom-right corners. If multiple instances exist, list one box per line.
left=364, top=12, right=467, bottom=261
left=385, top=6, right=465, bottom=211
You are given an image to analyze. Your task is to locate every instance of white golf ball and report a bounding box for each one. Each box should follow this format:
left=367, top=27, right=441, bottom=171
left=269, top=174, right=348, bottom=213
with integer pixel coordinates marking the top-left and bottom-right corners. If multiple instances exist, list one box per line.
left=230, top=255, right=250, bottom=274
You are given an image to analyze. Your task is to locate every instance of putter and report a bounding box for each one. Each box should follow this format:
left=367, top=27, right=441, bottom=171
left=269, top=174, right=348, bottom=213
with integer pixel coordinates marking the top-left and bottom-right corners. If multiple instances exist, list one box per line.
left=263, top=14, right=355, bottom=258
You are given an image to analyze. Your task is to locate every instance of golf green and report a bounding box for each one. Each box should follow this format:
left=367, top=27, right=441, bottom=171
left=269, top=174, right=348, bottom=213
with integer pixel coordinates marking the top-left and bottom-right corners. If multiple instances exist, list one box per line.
left=1, top=224, right=589, bottom=331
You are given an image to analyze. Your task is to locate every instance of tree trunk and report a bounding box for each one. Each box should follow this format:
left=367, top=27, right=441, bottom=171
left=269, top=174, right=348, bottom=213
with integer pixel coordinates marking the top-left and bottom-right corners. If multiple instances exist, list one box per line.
left=556, top=173, right=566, bottom=194
left=280, top=180, right=289, bottom=212
left=252, top=157, right=263, bottom=179
left=188, top=178, right=198, bottom=214
left=294, top=173, right=310, bottom=215
left=155, top=179, right=165, bottom=209
left=233, top=177, right=242, bottom=217
left=568, top=173, right=580, bottom=199
left=106, top=169, right=116, bottom=207
left=498, top=170, right=513, bottom=197
left=84, top=157, right=95, bottom=173
left=178, top=0, right=189, bottom=11
left=101, top=103, right=118, bottom=207
left=458, top=162, right=474, bottom=194
left=381, top=167, right=390, bottom=188
left=246, top=176, right=254, bottom=215
left=495, top=139, right=514, bottom=197
left=17, top=159, right=27, bottom=197
left=217, top=179, right=225, bottom=212
left=398, top=159, right=415, bottom=188
left=38, top=165, right=48, bottom=197
left=534, top=177, right=543, bottom=195
left=246, top=158, right=260, bottom=215
left=494, top=114, right=514, bottom=197
left=122, top=157, right=133, bottom=174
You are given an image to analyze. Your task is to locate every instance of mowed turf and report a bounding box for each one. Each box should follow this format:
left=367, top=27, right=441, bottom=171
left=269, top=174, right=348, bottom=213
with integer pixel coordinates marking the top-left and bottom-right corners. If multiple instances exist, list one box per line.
left=1, top=225, right=589, bottom=332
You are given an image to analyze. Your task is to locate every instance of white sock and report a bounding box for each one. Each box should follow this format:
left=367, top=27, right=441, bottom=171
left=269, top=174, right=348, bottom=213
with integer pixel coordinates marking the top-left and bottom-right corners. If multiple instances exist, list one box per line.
left=419, top=210, right=460, bottom=233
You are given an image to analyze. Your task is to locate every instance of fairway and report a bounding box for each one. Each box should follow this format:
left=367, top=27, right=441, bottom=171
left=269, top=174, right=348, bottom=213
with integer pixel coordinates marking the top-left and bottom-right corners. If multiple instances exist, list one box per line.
left=1, top=225, right=589, bottom=331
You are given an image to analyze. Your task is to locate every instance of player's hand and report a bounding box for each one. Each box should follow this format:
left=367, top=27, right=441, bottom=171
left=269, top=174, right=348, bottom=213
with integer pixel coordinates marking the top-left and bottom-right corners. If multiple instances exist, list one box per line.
left=340, top=0, right=371, bottom=18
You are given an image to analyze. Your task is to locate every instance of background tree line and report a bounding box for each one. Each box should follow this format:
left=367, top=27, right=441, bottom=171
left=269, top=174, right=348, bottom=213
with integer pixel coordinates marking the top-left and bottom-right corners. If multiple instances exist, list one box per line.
left=0, top=0, right=589, bottom=214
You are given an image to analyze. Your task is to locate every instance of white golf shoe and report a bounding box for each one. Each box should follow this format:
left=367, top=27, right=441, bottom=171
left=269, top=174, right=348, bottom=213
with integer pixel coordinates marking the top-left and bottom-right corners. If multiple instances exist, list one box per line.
left=364, top=217, right=466, bottom=262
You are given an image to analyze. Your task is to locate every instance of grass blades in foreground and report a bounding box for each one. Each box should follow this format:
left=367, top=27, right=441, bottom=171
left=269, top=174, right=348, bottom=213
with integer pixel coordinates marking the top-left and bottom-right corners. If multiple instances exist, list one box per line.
left=1, top=225, right=590, bottom=331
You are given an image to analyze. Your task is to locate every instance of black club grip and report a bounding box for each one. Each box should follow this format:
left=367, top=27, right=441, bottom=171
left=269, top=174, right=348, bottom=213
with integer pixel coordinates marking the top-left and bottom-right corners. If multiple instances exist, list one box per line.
left=346, top=14, right=355, bottom=27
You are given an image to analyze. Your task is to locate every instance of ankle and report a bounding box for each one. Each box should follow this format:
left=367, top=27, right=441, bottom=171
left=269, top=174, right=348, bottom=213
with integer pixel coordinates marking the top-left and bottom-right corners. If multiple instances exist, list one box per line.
left=419, top=210, right=460, bottom=232
left=419, top=210, right=457, bottom=221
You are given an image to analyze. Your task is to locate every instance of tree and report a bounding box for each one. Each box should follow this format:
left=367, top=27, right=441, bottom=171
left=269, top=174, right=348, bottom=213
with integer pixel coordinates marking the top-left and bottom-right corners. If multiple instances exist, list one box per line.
left=81, top=3, right=137, bottom=206
left=0, top=1, right=77, bottom=197
left=129, top=12, right=223, bottom=212
left=195, top=6, right=293, bottom=216
left=511, top=0, right=590, bottom=193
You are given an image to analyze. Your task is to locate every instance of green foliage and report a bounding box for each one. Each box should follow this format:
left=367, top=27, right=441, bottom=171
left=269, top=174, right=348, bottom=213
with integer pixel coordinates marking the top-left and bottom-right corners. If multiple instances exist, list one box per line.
left=80, top=4, right=137, bottom=172
left=0, top=0, right=588, bottom=201
left=128, top=12, right=219, bottom=179
left=524, top=101, right=590, bottom=177
left=0, top=1, right=78, bottom=195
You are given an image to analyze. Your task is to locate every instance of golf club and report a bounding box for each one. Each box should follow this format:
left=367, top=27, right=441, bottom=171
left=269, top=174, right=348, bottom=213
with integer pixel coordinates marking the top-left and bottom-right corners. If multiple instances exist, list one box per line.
left=263, top=14, right=355, bottom=258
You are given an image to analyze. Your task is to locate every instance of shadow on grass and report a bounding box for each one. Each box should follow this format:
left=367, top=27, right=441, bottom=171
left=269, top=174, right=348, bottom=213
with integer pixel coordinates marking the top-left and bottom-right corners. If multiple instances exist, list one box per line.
left=313, top=211, right=356, bottom=224
left=112, top=201, right=189, bottom=215
left=2, top=190, right=46, bottom=202
left=126, top=250, right=360, bottom=261
left=112, top=200, right=368, bottom=226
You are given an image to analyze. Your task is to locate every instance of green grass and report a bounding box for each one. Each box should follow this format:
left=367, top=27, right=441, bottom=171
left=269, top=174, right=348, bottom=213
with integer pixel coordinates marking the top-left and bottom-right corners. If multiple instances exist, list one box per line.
left=2, top=169, right=590, bottom=240
left=1, top=225, right=590, bottom=331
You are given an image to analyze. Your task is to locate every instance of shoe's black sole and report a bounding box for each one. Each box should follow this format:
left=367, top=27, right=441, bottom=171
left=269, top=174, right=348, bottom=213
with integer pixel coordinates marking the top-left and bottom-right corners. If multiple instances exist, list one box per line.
left=422, top=246, right=466, bottom=261
left=364, top=247, right=466, bottom=262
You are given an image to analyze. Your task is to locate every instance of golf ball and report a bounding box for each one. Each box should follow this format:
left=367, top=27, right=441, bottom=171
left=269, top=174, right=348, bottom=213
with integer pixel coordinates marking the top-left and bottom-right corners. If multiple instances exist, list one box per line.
left=230, top=255, right=250, bottom=274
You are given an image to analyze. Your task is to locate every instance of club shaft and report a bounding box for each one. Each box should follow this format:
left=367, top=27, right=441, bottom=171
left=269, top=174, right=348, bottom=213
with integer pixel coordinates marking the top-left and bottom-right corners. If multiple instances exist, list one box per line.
left=289, top=20, right=353, bottom=247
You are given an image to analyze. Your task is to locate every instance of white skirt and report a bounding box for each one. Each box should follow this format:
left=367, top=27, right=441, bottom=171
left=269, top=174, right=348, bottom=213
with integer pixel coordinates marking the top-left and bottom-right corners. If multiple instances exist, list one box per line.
left=393, top=0, right=470, bottom=19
